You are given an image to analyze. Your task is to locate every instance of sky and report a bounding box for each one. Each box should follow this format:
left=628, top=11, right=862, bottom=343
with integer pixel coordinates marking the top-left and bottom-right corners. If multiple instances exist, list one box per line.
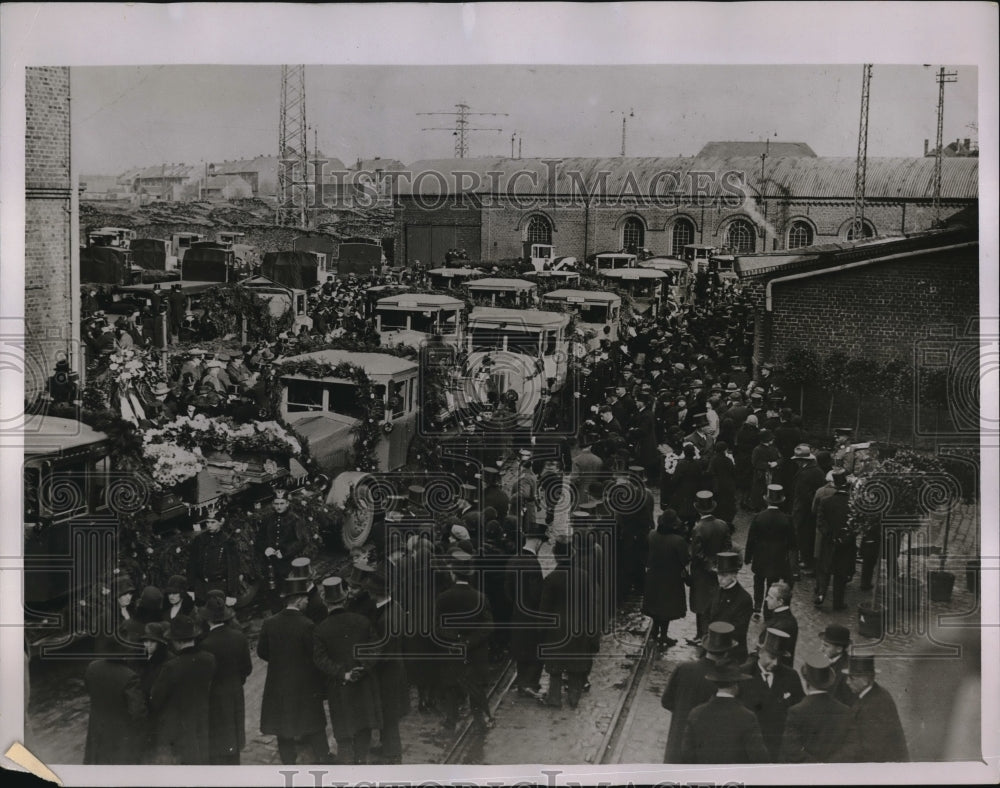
left=71, top=63, right=979, bottom=175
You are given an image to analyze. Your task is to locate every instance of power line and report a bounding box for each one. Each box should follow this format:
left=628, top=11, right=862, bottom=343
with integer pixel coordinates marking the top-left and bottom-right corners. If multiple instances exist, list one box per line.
left=418, top=103, right=508, bottom=158
left=933, top=67, right=958, bottom=224
left=851, top=64, right=873, bottom=241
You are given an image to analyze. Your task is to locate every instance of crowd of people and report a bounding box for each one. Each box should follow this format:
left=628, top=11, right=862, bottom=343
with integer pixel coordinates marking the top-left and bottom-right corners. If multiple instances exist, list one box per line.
left=74, top=257, right=911, bottom=767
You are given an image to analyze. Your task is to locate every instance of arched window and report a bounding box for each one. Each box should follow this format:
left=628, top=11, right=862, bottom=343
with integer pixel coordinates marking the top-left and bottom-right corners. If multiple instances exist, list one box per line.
left=726, top=219, right=756, bottom=253
left=846, top=220, right=875, bottom=241
left=622, top=217, right=645, bottom=253
left=525, top=215, right=552, bottom=245
left=671, top=218, right=695, bottom=257
left=787, top=220, right=814, bottom=249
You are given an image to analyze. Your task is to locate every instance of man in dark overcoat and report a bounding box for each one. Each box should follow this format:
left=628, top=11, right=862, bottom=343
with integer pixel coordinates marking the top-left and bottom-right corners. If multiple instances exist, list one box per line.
left=744, top=484, right=796, bottom=612
left=629, top=396, right=660, bottom=483
left=357, top=569, right=409, bottom=762
left=739, top=628, right=804, bottom=760
left=434, top=551, right=495, bottom=730
left=688, top=491, right=732, bottom=640
left=615, top=480, right=654, bottom=606
left=791, top=448, right=828, bottom=576
left=149, top=614, right=216, bottom=764
left=833, top=653, right=909, bottom=762
left=680, top=661, right=769, bottom=763
left=198, top=592, right=252, bottom=765
left=313, top=577, right=382, bottom=765
left=504, top=528, right=547, bottom=699
left=641, top=509, right=689, bottom=649
left=779, top=656, right=851, bottom=762
left=661, top=621, right=737, bottom=762
left=819, top=623, right=855, bottom=707
left=83, top=634, right=147, bottom=764
left=258, top=491, right=313, bottom=602
left=258, top=577, right=331, bottom=764
left=706, top=551, right=755, bottom=662
left=187, top=514, right=240, bottom=604
left=538, top=540, right=596, bottom=710
left=481, top=466, right=510, bottom=521
left=814, top=469, right=855, bottom=610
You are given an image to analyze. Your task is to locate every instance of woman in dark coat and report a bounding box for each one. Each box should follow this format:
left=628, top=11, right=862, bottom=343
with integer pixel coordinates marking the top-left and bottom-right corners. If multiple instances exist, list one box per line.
left=642, top=510, right=690, bottom=649
left=83, top=637, right=147, bottom=764
left=669, top=444, right=706, bottom=530
left=137, top=622, right=172, bottom=764
left=709, top=440, right=738, bottom=526
left=717, top=416, right=737, bottom=454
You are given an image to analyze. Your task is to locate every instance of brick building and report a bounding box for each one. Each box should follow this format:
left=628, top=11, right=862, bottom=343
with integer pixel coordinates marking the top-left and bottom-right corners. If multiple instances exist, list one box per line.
left=737, top=214, right=978, bottom=368
left=393, top=154, right=978, bottom=266
left=25, top=66, right=77, bottom=399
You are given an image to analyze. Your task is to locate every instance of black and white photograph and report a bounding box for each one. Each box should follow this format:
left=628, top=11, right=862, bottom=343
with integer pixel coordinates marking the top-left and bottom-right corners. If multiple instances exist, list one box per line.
left=1, top=3, right=997, bottom=785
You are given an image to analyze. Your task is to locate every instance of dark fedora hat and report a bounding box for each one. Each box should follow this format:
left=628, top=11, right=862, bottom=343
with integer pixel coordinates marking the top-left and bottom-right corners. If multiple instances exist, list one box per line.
left=764, top=484, right=786, bottom=505
left=141, top=621, right=170, bottom=645
left=819, top=623, right=852, bottom=648
left=693, top=490, right=717, bottom=513
left=321, top=576, right=347, bottom=607
left=702, top=621, right=738, bottom=654
left=705, top=661, right=752, bottom=684
left=843, top=651, right=879, bottom=676
left=714, top=551, right=742, bottom=574
left=167, top=614, right=198, bottom=641
left=759, top=628, right=792, bottom=657
left=657, top=508, right=682, bottom=531
left=202, top=590, right=234, bottom=623
left=801, top=655, right=836, bottom=691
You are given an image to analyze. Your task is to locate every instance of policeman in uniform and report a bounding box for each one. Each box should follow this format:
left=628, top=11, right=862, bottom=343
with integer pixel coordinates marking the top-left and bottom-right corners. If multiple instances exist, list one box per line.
left=258, top=490, right=312, bottom=606
left=187, top=513, right=240, bottom=605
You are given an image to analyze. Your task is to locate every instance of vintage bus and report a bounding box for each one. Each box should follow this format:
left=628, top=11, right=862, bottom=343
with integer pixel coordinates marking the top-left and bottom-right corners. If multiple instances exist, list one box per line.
left=171, top=232, right=206, bottom=263
left=592, top=252, right=637, bottom=273
left=278, top=350, right=420, bottom=475
left=638, top=256, right=692, bottom=305
left=682, top=243, right=718, bottom=272
left=466, top=277, right=538, bottom=308
left=240, top=275, right=312, bottom=331
left=375, top=293, right=465, bottom=348
left=427, top=266, right=483, bottom=290
left=523, top=269, right=582, bottom=287
left=541, top=289, right=622, bottom=347
left=464, top=307, right=570, bottom=425
left=88, top=227, right=136, bottom=249
left=598, top=268, right=668, bottom=316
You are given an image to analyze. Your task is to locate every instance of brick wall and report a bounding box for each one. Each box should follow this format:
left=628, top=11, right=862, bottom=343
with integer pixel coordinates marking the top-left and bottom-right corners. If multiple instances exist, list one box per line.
left=767, top=246, right=979, bottom=365
left=25, top=67, right=73, bottom=398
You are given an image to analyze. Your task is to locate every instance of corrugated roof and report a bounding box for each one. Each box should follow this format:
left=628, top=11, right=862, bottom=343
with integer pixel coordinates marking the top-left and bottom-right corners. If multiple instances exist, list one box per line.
left=698, top=141, right=816, bottom=157
left=399, top=156, right=978, bottom=200
left=134, top=163, right=199, bottom=180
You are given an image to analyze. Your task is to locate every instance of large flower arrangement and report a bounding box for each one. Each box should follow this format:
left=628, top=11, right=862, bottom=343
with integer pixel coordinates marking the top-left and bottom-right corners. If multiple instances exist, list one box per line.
left=142, top=443, right=206, bottom=490
left=142, top=414, right=302, bottom=458
left=86, top=348, right=165, bottom=411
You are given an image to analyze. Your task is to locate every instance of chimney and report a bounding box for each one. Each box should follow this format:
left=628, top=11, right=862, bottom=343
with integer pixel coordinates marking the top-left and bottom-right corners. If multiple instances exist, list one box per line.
left=924, top=139, right=928, bottom=155
left=963, top=138, right=971, bottom=148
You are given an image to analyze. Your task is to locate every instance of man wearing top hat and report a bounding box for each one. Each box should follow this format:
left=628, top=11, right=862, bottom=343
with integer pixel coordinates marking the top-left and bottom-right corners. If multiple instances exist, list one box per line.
left=356, top=568, right=408, bottom=762
left=187, top=513, right=240, bottom=605
left=739, top=628, right=804, bottom=760
left=434, top=551, right=496, bottom=731
left=198, top=591, right=252, bottom=764
left=83, top=628, right=147, bottom=764
left=313, top=577, right=382, bottom=765
left=660, top=621, right=736, bottom=763
left=688, top=491, right=733, bottom=641
left=832, top=652, right=909, bottom=762
left=258, top=575, right=331, bottom=764
left=684, top=412, right=715, bottom=458
left=744, top=485, right=797, bottom=614
left=818, top=624, right=855, bottom=707
left=814, top=469, right=855, bottom=610
left=149, top=614, right=216, bottom=764
left=779, top=655, right=851, bottom=763
left=680, top=659, right=769, bottom=764
left=707, top=552, right=754, bottom=662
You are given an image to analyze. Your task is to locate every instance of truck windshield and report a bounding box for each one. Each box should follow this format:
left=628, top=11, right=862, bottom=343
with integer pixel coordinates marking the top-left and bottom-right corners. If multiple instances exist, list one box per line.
left=578, top=304, right=608, bottom=323
left=471, top=327, right=540, bottom=356
left=377, top=309, right=408, bottom=330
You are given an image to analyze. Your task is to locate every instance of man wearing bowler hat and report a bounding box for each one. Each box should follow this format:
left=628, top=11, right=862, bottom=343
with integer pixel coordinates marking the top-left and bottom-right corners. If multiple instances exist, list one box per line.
left=661, top=621, right=738, bottom=763
left=257, top=576, right=331, bottom=764
left=779, top=655, right=850, bottom=762
left=680, top=661, right=769, bottom=763
left=745, top=484, right=797, bottom=615
left=313, top=577, right=382, bottom=765
left=707, top=552, right=754, bottom=662
left=149, top=614, right=216, bottom=764
left=818, top=623, right=854, bottom=707
left=833, top=652, right=909, bottom=762
left=688, top=490, right=733, bottom=642
left=739, top=629, right=804, bottom=760
left=198, top=591, right=252, bottom=764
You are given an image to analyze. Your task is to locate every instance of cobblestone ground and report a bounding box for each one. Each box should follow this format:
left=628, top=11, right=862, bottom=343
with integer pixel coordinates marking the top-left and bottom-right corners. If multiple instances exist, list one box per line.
left=24, top=475, right=981, bottom=765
